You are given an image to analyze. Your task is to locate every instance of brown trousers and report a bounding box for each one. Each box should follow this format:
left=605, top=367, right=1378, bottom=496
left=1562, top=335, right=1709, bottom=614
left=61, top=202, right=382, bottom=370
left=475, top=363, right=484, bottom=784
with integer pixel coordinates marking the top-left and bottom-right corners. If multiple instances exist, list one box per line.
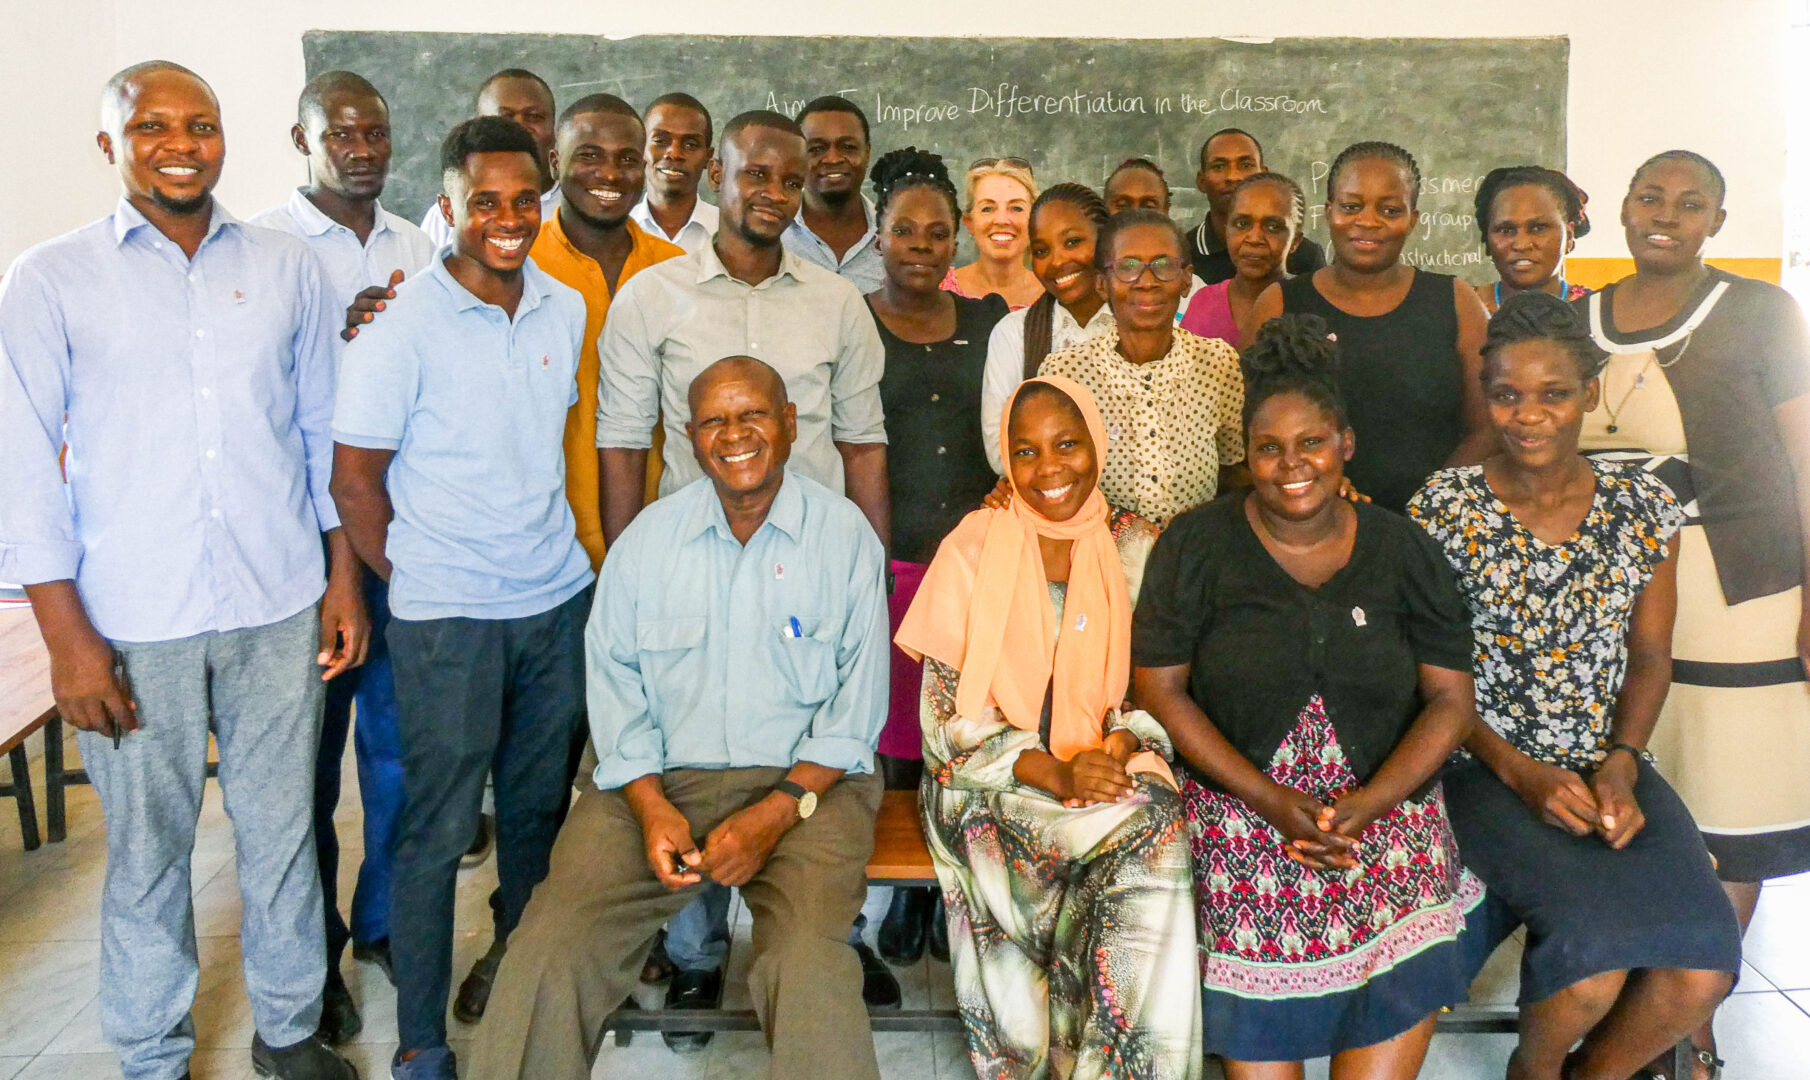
left=468, top=767, right=883, bottom=1080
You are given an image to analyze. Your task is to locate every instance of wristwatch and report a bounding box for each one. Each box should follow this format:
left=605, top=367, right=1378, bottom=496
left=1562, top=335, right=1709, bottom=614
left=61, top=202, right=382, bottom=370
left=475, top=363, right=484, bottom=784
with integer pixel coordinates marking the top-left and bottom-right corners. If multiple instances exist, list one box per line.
left=774, top=779, right=818, bottom=820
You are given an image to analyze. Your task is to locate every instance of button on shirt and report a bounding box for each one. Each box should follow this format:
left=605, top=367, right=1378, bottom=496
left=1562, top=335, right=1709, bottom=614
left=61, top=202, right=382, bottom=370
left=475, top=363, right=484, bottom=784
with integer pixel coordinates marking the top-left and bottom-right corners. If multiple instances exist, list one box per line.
left=0, top=198, right=341, bottom=643
left=629, top=196, right=719, bottom=255
left=980, top=302, right=1116, bottom=473
left=249, top=189, right=436, bottom=308
left=782, top=195, right=885, bottom=295
left=597, top=242, right=887, bottom=496
left=1039, top=326, right=1246, bottom=526
left=332, top=253, right=593, bottom=621
left=417, top=188, right=561, bottom=251
left=587, top=472, right=888, bottom=789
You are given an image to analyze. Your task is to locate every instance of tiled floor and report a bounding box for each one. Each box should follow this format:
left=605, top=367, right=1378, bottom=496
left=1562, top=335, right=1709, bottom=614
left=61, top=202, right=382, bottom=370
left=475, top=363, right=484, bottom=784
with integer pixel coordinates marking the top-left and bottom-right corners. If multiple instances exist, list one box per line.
left=2, top=724, right=1808, bottom=1079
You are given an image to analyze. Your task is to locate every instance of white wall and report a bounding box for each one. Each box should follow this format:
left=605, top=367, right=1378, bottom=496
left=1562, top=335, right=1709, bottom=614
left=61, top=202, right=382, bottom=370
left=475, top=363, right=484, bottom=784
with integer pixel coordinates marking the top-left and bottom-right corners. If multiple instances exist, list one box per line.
left=1, top=0, right=1791, bottom=267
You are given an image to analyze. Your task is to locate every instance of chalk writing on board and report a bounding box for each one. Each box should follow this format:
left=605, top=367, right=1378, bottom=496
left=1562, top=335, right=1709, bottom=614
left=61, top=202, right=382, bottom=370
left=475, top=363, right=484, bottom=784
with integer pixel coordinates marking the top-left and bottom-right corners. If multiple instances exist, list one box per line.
left=970, top=85, right=1150, bottom=119
left=1181, top=90, right=1329, bottom=116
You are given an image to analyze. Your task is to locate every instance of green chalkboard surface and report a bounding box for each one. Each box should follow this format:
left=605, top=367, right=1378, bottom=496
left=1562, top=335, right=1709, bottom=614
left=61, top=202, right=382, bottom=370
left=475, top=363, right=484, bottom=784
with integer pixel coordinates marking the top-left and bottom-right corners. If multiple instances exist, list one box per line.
left=303, top=33, right=1568, bottom=282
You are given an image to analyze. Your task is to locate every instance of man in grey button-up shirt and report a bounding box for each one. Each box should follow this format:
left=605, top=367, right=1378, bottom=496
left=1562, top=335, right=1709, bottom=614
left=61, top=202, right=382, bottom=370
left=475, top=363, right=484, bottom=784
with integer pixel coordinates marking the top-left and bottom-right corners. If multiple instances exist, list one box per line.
left=596, top=109, right=889, bottom=552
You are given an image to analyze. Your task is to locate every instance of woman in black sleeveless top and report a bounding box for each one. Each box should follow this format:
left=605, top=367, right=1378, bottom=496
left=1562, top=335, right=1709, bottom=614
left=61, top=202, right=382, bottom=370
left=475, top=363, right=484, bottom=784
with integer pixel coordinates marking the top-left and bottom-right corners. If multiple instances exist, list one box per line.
left=1245, top=142, right=1490, bottom=512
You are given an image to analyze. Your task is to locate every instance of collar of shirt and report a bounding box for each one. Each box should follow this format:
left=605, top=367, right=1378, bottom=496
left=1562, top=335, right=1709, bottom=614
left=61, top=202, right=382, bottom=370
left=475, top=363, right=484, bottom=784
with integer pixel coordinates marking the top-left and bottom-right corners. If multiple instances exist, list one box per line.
left=783, top=194, right=878, bottom=259
left=682, top=470, right=807, bottom=545
left=112, top=195, right=237, bottom=251
left=629, top=196, right=718, bottom=241
left=279, top=187, right=401, bottom=245
left=692, top=234, right=806, bottom=290
left=1055, top=301, right=1118, bottom=341
left=537, top=208, right=670, bottom=289
left=423, top=244, right=551, bottom=320
left=1193, top=215, right=1226, bottom=256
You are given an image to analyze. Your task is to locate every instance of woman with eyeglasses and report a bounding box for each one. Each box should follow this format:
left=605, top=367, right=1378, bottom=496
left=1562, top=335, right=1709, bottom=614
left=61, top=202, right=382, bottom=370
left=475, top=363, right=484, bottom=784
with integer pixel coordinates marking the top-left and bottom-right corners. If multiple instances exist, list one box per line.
left=1243, top=142, right=1492, bottom=514
left=943, top=156, right=1045, bottom=310
left=1039, top=209, right=1246, bottom=527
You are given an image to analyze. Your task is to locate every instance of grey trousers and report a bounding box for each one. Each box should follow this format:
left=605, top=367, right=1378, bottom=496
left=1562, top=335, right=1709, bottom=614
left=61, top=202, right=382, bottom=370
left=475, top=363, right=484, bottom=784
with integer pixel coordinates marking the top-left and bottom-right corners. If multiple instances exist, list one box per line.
left=81, top=604, right=327, bottom=1080
left=469, top=767, right=884, bottom=1080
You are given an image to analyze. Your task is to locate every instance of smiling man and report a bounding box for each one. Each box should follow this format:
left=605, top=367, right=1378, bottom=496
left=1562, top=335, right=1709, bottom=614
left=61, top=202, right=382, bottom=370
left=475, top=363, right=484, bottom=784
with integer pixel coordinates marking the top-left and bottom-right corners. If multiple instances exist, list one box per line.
left=782, top=95, right=884, bottom=293
left=418, top=68, right=560, bottom=249
left=473, top=355, right=889, bottom=1080
left=0, top=61, right=357, bottom=1080
left=249, top=69, right=434, bottom=1044
left=329, top=116, right=593, bottom=1080
left=630, top=91, right=719, bottom=253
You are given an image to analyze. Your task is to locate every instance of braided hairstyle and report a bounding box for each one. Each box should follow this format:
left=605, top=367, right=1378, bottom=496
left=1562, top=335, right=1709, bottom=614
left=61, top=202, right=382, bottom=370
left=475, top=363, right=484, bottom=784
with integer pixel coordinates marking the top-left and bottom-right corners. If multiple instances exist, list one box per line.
left=870, top=146, right=960, bottom=224
left=1473, top=166, right=1591, bottom=245
left=1240, top=313, right=1347, bottom=433
left=1326, top=141, right=1423, bottom=209
left=1630, top=149, right=1727, bottom=207
left=1481, top=290, right=1609, bottom=384
left=1022, top=183, right=1111, bottom=378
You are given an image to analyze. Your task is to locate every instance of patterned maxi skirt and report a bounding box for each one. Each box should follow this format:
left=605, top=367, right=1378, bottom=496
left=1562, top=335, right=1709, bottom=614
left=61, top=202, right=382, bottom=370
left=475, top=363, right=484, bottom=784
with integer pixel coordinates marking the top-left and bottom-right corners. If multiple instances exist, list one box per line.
left=1185, top=696, right=1483, bottom=1062
left=922, top=772, right=1202, bottom=1080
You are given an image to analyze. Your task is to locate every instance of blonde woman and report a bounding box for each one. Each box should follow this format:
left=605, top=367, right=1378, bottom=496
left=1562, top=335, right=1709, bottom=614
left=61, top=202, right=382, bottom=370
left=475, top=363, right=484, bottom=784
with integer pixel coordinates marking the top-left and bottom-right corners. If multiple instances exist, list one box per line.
left=943, top=156, right=1045, bottom=309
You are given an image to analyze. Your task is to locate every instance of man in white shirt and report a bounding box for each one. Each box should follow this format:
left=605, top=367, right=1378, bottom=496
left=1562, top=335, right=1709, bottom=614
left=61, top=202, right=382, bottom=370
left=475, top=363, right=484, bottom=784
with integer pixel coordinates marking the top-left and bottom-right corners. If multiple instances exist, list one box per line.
left=248, top=68, right=434, bottom=1045
left=417, top=69, right=559, bottom=249
left=628, top=92, right=719, bottom=254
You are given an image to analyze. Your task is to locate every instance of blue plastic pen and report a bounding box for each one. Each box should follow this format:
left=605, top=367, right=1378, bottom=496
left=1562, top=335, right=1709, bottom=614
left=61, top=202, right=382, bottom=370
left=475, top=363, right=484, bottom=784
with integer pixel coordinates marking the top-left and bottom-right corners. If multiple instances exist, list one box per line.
left=788, top=616, right=803, bottom=639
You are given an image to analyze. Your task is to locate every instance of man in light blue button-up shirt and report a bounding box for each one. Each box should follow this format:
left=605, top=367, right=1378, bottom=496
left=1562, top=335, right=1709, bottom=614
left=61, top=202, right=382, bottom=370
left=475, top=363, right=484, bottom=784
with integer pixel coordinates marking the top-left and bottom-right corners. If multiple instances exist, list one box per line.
left=780, top=97, right=884, bottom=295
left=330, top=116, right=593, bottom=1080
left=472, top=356, right=888, bottom=1080
left=0, top=62, right=359, bottom=1080
left=249, top=69, right=437, bottom=1043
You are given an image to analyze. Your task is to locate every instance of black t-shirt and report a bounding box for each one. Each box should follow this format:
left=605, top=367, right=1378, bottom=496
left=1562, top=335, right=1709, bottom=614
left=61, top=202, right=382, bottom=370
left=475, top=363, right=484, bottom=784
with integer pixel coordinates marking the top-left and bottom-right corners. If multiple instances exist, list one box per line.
left=1131, top=494, right=1473, bottom=788
left=1187, top=215, right=1327, bottom=285
left=872, top=293, right=1010, bottom=564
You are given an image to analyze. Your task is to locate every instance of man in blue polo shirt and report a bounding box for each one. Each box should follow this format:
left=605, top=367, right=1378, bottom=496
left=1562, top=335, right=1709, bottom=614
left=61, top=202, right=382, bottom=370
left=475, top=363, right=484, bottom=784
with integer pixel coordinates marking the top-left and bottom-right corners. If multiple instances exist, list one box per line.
left=329, top=116, right=592, bottom=1080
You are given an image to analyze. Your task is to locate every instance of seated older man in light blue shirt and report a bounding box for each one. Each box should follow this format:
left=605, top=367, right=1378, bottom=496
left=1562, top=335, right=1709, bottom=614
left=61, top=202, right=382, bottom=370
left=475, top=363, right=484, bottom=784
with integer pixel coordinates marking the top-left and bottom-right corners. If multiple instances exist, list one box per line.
left=472, top=355, right=889, bottom=1080
left=0, top=62, right=358, bottom=1080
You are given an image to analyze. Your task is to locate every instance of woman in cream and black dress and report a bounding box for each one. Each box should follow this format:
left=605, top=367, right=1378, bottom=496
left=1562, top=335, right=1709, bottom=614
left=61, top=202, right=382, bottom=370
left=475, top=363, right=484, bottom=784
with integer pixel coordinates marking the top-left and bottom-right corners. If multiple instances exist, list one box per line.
left=1578, top=149, right=1810, bottom=1077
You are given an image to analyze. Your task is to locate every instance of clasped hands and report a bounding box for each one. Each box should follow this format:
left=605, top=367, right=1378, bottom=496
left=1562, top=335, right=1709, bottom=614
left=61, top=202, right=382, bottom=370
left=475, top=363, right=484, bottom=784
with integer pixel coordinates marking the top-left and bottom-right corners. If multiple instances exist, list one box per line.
left=1050, top=728, right=1144, bottom=808
left=639, top=792, right=794, bottom=891
left=1255, top=783, right=1389, bottom=871
left=1509, top=751, right=1646, bottom=850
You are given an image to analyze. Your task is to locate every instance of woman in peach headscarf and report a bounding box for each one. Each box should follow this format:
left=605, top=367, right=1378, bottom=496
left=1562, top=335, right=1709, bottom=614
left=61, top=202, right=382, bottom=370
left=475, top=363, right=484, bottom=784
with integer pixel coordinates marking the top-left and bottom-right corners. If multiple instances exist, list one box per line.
left=896, top=375, right=1200, bottom=1080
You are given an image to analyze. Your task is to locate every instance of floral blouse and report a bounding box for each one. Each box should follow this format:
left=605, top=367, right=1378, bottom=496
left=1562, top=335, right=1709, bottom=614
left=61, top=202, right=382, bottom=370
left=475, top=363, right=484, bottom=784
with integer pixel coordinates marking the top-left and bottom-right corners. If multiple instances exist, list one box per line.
left=1408, top=460, right=1682, bottom=771
left=921, top=508, right=1169, bottom=791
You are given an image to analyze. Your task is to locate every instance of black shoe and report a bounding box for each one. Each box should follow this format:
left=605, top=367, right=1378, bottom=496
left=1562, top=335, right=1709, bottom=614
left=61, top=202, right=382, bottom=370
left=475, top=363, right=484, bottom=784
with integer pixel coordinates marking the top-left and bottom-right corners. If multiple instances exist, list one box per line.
left=855, top=941, right=902, bottom=1008
left=461, top=814, right=494, bottom=868
left=452, top=938, right=505, bottom=1025
left=926, top=895, right=950, bottom=964
left=877, top=886, right=933, bottom=966
left=661, top=966, right=724, bottom=1053
left=316, top=971, right=363, bottom=1046
left=640, top=928, right=675, bottom=984
left=351, top=938, right=395, bottom=987
left=251, top=1032, right=358, bottom=1079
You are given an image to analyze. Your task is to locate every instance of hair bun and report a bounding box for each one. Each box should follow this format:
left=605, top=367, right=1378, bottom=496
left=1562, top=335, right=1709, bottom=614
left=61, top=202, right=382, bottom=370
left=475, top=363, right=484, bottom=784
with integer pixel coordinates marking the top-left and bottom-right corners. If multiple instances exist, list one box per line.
left=1241, top=313, right=1341, bottom=384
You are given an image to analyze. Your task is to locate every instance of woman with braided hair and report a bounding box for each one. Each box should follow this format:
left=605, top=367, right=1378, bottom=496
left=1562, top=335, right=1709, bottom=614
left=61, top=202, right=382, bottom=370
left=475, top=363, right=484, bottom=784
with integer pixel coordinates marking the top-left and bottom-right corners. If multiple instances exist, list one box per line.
left=864, top=146, right=1010, bottom=964
left=1409, top=290, right=1738, bottom=1080
left=1472, top=165, right=1593, bottom=315
left=1135, top=313, right=1483, bottom=1077
left=979, top=183, right=1116, bottom=474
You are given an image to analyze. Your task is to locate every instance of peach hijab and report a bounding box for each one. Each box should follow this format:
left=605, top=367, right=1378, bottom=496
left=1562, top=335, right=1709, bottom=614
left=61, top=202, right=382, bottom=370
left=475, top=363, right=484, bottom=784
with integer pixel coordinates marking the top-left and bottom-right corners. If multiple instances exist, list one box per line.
left=896, top=375, right=1147, bottom=770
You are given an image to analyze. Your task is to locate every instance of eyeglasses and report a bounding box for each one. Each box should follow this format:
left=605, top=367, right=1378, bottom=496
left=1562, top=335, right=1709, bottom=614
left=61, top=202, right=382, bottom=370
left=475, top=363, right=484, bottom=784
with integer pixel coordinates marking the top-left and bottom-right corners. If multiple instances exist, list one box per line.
left=1106, top=256, right=1186, bottom=284
left=970, top=156, right=1034, bottom=174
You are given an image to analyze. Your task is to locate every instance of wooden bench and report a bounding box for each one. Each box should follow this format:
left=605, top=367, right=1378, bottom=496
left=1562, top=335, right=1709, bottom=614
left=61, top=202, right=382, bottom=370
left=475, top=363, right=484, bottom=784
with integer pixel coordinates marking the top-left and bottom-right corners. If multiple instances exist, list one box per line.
left=0, top=608, right=53, bottom=850
left=604, top=789, right=1695, bottom=1077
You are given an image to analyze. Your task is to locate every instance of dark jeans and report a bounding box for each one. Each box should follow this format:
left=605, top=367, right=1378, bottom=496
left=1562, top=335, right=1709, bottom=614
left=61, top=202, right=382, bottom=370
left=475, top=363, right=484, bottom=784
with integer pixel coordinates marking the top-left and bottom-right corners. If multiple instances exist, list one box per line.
left=315, top=569, right=402, bottom=968
left=386, top=586, right=590, bottom=1052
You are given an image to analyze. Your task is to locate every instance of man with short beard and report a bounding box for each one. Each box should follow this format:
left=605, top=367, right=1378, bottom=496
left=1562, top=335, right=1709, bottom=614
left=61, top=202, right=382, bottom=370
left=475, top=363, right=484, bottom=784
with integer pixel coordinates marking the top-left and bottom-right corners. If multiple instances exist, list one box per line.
left=0, top=61, right=358, bottom=1080
left=782, top=95, right=884, bottom=293
left=250, top=68, right=434, bottom=1044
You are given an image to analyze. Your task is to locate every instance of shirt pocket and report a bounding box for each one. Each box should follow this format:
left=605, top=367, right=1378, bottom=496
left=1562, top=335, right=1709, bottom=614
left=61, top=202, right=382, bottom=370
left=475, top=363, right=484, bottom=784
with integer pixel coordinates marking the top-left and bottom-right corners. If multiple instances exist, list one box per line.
left=637, top=616, right=707, bottom=713
left=771, top=615, right=838, bottom=707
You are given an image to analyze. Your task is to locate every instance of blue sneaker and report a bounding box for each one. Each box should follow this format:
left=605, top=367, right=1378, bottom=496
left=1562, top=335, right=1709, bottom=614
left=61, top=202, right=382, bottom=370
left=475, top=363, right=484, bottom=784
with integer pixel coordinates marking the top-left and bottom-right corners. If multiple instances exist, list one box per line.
left=390, top=1046, right=456, bottom=1080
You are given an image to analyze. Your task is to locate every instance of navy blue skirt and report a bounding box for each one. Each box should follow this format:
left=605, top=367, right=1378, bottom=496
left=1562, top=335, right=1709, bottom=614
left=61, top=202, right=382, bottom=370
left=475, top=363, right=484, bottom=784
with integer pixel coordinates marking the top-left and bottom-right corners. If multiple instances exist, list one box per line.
left=1444, top=758, right=1742, bottom=1004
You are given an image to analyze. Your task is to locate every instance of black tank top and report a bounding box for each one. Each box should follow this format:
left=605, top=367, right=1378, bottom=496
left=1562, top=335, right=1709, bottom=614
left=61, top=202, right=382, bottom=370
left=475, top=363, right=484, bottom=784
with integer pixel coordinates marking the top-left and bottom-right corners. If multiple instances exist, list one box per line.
left=1279, top=270, right=1462, bottom=512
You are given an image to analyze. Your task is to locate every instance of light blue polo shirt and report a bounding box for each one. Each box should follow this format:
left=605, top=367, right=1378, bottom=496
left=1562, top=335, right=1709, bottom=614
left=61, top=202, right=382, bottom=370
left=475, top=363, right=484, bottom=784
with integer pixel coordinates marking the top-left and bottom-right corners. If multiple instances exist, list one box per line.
left=332, top=251, right=593, bottom=621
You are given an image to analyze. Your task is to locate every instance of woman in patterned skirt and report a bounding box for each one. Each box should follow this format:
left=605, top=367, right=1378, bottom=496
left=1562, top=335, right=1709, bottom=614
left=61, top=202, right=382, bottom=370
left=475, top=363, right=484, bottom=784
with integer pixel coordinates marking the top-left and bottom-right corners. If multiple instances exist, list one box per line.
left=896, top=375, right=1199, bottom=1080
left=1409, top=291, right=1738, bottom=1080
left=1577, top=150, right=1810, bottom=1077
left=1134, top=315, right=1484, bottom=1078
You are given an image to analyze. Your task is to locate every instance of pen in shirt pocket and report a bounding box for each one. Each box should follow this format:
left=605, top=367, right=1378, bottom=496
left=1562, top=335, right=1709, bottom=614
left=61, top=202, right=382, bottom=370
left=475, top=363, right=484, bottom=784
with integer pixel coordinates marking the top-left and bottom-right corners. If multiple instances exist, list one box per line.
left=786, top=616, right=803, bottom=639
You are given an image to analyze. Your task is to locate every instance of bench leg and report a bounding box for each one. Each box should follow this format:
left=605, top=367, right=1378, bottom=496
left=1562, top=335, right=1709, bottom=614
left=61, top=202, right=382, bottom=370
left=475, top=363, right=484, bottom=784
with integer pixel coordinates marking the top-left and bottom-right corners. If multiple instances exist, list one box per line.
left=43, top=715, right=66, bottom=843
left=8, top=744, right=40, bottom=851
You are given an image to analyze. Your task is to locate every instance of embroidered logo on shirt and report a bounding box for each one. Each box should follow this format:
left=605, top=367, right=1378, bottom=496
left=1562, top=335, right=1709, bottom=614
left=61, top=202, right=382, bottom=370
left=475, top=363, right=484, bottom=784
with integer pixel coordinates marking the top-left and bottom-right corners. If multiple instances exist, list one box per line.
left=1075, top=614, right=1088, bottom=631
left=774, top=563, right=786, bottom=580
left=540, top=355, right=550, bottom=369
left=1351, top=606, right=1367, bottom=628
left=231, top=289, right=245, bottom=304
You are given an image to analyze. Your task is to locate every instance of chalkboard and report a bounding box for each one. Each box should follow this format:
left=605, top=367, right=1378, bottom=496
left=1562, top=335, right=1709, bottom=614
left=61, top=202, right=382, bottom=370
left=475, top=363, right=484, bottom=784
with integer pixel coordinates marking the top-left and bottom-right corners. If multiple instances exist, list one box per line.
left=303, top=33, right=1568, bottom=283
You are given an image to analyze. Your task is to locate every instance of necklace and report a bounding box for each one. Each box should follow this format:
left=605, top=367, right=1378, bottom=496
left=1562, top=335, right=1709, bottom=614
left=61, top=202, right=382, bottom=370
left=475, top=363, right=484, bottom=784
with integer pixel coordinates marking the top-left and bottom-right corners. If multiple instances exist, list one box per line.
left=1600, top=335, right=1693, bottom=435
